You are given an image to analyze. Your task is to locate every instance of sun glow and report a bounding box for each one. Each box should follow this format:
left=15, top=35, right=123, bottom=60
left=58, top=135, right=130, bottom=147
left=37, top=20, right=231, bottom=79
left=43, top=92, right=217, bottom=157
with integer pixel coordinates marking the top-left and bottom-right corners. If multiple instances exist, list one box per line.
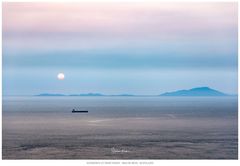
left=57, top=73, right=65, bottom=80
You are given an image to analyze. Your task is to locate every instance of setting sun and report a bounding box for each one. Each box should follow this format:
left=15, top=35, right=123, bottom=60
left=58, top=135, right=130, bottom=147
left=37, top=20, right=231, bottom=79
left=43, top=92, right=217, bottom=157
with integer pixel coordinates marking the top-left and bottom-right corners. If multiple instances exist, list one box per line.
left=57, top=73, right=65, bottom=80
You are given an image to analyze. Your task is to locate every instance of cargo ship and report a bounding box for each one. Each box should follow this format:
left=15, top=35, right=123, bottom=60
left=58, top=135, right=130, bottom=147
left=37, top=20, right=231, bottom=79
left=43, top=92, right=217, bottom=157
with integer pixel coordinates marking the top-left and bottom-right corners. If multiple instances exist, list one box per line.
left=72, top=109, right=88, bottom=113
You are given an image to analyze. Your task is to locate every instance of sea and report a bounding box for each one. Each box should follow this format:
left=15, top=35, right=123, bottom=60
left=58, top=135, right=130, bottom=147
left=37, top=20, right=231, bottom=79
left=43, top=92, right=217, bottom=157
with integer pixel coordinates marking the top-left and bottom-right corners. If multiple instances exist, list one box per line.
left=2, top=96, right=238, bottom=159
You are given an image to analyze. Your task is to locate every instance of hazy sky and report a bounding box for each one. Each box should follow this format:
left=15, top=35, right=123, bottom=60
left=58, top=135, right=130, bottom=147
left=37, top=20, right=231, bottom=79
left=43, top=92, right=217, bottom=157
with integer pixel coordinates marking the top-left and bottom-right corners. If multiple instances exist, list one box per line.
left=2, top=2, right=238, bottom=95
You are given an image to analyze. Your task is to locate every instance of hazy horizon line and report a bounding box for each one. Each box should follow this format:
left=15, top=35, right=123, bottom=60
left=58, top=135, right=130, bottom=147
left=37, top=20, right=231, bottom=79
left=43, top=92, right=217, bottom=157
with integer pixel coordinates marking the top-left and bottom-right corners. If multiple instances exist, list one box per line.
left=3, top=87, right=238, bottom=96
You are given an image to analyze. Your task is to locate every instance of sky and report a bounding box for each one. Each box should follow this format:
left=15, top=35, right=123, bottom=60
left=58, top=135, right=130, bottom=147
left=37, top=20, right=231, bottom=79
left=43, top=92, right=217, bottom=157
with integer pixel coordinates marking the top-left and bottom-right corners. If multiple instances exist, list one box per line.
left=2, top=2, right=238, bottom=95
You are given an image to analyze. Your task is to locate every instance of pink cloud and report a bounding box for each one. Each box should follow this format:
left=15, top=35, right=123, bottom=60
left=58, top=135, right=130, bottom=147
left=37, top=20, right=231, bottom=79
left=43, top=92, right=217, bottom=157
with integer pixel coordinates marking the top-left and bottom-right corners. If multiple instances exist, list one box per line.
left=2, top=2, right=237, bottom=52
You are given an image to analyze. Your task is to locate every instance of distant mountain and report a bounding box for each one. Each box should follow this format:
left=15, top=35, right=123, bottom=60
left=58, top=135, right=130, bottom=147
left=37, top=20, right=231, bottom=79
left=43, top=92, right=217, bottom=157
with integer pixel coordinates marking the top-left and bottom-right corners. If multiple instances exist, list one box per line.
left=36, top=93, right=135, bottom=96
left=160, top=87, right=227, bottom=96
left=36, top=93, right=66, bottom=96
left=110, top=94, right=135, bottom=96
left=69, top=93, right=104, bottom=96
left=35, top=88, right=228, bottom=97
left=36, top=93, right=104, bottom=96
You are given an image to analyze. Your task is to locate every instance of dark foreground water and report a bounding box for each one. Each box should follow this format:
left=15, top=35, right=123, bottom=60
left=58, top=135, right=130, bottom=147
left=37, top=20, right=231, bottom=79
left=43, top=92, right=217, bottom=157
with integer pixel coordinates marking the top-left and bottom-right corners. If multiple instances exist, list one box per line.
left=2, top=96, right=238, bottom=159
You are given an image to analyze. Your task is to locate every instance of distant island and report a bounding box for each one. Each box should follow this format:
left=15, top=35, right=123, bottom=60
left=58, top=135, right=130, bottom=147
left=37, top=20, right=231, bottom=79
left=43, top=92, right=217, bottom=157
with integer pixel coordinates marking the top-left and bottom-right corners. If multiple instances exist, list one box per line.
left=160, top=87, right=227, bottom=96
left=36, top=93, right=66, bottom=96
left=69, top=93, right=104, bottom=96
left=36, top=87, right=229, bottom=97
left=35, top=93, right=135, bottom=97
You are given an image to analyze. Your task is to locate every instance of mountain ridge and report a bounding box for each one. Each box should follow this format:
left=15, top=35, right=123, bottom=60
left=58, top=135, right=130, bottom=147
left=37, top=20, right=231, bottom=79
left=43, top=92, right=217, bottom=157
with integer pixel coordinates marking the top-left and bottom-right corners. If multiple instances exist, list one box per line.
left=35, top=93, right=134, bottom=96
left=35, top=87, right=229, bottom=97
left=160, top=87, right=227, bottom=96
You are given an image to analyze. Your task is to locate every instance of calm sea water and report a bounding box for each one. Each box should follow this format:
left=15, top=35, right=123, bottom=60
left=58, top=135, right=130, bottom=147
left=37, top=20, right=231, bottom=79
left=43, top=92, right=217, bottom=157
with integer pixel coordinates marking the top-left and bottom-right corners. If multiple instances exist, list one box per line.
left=2, top=96, right=238, bottom=159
